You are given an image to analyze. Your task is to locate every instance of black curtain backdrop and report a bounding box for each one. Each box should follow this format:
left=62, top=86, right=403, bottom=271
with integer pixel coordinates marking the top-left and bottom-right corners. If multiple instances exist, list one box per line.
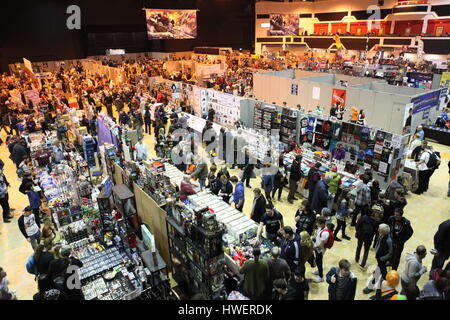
left=1, top=0, right=255, bottom=72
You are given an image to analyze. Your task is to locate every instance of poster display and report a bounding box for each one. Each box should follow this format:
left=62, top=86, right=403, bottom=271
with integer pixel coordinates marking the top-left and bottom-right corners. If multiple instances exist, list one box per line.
left=207, top=90, right=242, bottom=128
left=291, top=83, right=298, bottom=95
left=312, top=87, right=321, bottom=100
left=269, top=14, right=300, bottom=36
left=331, top=88, right=347, bottom=108
left=145, top=9, right=197, bottom=39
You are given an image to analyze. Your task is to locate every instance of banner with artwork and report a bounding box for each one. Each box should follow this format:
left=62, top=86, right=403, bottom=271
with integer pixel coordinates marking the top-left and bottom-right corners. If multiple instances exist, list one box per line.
left=145, top=9, right=197, bottom=39
left=269, top=14, right=300, bottom=36
left=23, top=58, right=33, bottom=77
left=331, top=89, right=347, bottom=108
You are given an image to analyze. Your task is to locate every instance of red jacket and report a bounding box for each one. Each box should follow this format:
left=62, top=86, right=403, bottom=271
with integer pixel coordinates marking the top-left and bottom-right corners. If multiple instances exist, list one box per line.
left=179, top=181, right=196, bottom=201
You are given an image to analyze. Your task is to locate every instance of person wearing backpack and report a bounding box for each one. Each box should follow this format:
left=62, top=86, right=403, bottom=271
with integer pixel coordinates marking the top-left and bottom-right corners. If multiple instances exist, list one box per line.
left=355, top=211, right=377, bottom=270
left=26, top=244, right=54, bottom=279
left=313, top=216, right=334, bottom=283
left=414, top=144, right=438, bottom=194
left=387, top=208, right=414, bottom=270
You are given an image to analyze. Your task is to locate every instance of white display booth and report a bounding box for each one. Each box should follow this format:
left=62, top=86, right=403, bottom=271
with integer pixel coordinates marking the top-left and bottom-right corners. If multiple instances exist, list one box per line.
left=253, top=70, right=446, bottom=135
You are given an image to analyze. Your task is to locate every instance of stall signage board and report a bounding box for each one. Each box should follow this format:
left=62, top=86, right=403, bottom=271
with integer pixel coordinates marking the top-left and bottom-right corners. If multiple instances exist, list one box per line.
left=331, top=89, right=347, bottom=108
left=411, top=89, right=441, bottom=114
left=440, top=72, right=450, bottom=88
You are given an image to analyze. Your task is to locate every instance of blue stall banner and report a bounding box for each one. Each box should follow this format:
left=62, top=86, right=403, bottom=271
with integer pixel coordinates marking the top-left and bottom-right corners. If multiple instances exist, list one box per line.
left=411, top=89, right=441, bottom=114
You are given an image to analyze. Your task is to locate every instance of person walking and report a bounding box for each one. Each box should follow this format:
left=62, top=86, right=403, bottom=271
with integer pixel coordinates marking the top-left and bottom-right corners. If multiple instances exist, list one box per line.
left=241, top=149, right=255, bottom=188
left=326, top=259, right=357, bottom=300
left=334, top=189, right=352, bottom=241
left=239, top=247, right=270, bottom=300
left=355, top=211, right=377, bottom=269
left=350, top=174, right=371, bottom=226
left=18, top=206, right=42, bottom=250
left=261, top=164, right=275, bottom=203
left=0, top=169, right=12, bottom=223
left=387, top=208, right=414, bottom=270
left=401, top=245, right=427, bottom=294
left=144, top=106, right=152, bottom=135
left=362, top=223, right=393, bottom=295
left=313, top=216, right=330, bottom=283
left=287, top=155, right=303, bottom=204
left=311, top=175, right=332, bottom=215
left=414, top=144, right=435, bottom=194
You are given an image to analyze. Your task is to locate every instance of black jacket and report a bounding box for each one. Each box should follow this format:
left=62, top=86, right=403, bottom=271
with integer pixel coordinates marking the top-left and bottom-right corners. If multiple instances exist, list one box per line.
left=280, top=233, right=301, bottom=270
left=295, top=210, right=315, bottom=235
left=307, top=167, right=321, bottom=191
left=290, top=160, right=302, bottom=182
left=251, top=196, right=267, bottom=223
left=12, top=143, right=28, bottom=166
left=36, top=252, right=55, bottom=275
left=326, top=267, right=357, bottom=300
left=434, top=219, right=450, bottom=253
left=274, top=170, right=287, bottom=188
left=387, top=216, right=413, bottom=245
left=375, top=234, right=393, bottom=262
left=18, top=214, right=41, bottom=239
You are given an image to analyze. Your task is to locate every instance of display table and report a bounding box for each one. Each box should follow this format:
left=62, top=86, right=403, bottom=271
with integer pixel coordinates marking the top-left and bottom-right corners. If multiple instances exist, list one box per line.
left=423, top=125, right=450, bottom=146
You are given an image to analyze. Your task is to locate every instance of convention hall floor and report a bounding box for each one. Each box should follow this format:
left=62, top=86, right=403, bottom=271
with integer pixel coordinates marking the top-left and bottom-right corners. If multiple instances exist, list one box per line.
left=1, top=116, right=449, bottom=300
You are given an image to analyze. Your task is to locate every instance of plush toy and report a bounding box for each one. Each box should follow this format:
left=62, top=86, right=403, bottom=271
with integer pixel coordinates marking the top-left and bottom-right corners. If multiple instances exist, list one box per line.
left=232, top=248, right=247, bottom=267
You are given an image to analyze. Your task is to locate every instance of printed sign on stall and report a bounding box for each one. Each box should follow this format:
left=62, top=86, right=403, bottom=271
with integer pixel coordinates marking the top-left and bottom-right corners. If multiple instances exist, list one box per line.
left=23, top=89, right=40, bottom=106
left=331, top=89, right=346, bottom=108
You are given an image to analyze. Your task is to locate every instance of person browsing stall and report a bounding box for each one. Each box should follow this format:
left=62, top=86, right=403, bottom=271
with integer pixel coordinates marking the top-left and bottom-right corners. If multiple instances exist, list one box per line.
left=257, top=203, right=284, bottom=244
left=134, top=136, right=148, bottom=162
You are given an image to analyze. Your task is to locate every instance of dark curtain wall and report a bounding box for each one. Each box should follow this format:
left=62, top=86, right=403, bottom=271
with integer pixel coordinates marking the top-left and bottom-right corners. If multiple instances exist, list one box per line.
left=1, top=0, right=255, bottom=72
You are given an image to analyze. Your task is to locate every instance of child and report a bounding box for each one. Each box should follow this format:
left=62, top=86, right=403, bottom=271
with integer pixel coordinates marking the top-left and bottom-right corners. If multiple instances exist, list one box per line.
left=334, top=189, right=352, bottom=241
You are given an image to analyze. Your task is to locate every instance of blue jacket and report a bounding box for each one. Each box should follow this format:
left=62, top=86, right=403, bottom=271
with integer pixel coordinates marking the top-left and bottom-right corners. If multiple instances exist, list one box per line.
left=27, top=190, right=41, bottom=209
left=280, top=233, right=301, bottom=270
left=261, top=174, right=274, bottom=193
left=326, top=267, right=357, bottom=300
left=311, top=180, right=329, bottom=214
left=233, top=181, right=245, bottom=205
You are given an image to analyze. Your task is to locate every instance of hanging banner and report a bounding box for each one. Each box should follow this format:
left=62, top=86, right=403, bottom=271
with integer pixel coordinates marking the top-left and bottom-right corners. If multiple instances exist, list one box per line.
left=312, top=86, right=321, bottom=100
left=145, top=9, right=197, bottom=39
left=331, top=88, right=347, bottom=108
left=269, top=14, right=300, bottom=36
left=411, top=89, right=441, bottom=114
left=23, top=58, right=33, bottom=77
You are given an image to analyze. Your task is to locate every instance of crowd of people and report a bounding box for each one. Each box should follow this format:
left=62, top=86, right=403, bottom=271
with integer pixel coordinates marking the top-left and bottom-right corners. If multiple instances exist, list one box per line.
left=0, top=50, right=449, bottom=301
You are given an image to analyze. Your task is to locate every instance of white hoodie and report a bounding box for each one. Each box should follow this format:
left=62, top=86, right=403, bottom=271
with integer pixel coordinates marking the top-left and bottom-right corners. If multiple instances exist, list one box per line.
left=401, top=252, right=426, bottom=285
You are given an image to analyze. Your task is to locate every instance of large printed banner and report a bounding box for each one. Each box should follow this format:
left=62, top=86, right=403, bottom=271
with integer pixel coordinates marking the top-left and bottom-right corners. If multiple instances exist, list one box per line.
left=411, top=89, right=442, bottom=114
left=269, top=14, right=300, bottom=36
left=145, top=9, right=197, bottom=39
left=331, top=89, right=347, bottom=108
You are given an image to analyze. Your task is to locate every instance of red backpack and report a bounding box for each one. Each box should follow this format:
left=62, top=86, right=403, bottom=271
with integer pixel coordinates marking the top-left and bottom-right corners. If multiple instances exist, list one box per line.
left=320, top=228, right=334, bottom=249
